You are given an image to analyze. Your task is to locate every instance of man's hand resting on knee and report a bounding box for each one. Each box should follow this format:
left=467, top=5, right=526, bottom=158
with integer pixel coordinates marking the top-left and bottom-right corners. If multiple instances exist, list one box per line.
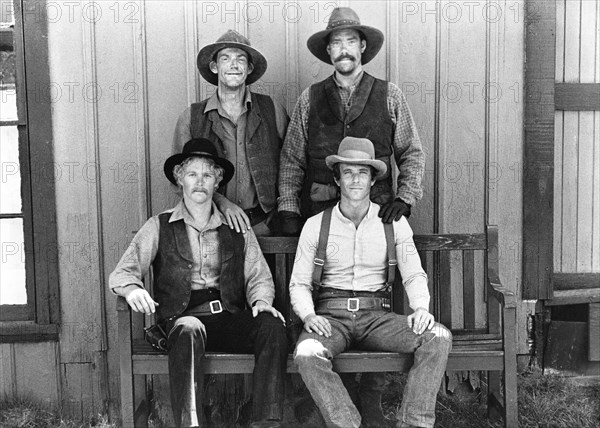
left=303, top=313, right=332, bottom=337
left=252, top=300, right=286, bottom=324
left=407, top=307, right=435, bottom=335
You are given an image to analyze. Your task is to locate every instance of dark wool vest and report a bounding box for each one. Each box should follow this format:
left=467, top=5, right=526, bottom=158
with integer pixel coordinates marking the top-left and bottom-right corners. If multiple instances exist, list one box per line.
left=190, top=93, right=281, bottom=213
left=152, top=213, right=245, bottom=321
left=306, top=73, right=395, bottom=206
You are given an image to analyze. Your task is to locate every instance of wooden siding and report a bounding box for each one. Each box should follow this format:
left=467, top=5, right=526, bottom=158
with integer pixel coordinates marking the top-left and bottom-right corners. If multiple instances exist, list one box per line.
left=554, top=0, right=600, bottom=275
left=0, top=0, right=531, bottom=417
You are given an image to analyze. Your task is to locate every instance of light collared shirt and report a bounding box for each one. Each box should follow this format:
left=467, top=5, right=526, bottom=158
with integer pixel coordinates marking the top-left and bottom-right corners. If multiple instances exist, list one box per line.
left=173, top=89, right=289, bottom=210
left=278, top=74, right=425, bottom=214
left=289, top=202, right=430, bottom=321
left=109, top=200, right=274, bottom=306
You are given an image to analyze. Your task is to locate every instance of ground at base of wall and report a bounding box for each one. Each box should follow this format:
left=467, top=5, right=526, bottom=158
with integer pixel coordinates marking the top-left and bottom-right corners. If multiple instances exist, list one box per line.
left=1, top=368, right=599, bottom=428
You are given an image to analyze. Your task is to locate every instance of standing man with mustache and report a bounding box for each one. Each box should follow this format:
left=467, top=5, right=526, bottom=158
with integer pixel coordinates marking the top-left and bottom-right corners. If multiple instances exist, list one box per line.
left=278, top=7, right=426, bottom=427
left=174, top=30, right=288, bottom=237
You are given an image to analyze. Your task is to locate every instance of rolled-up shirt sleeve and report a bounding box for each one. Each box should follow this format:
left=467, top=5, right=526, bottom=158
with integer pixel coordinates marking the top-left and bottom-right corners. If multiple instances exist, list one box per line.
left=109, top=216, right=160, bottom=294
left=394, top=217, right=430, bottom=311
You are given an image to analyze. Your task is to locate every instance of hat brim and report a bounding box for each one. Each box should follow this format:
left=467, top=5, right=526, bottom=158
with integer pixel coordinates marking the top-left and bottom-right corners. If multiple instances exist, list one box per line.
left=307, top=25, right=384, bottom=65
left=325, top=155, right=387, bottom=179
left=197, top=42, right=267, bottom=86
left=164, top=151, right=235, bottom=186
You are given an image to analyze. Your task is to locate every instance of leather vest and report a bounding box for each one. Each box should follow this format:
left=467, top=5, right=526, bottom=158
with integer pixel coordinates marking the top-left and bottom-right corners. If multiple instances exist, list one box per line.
left=152, top=213, right=245, bottom=321
left=306, top=73, right=395, bottom=210
left=190, top=93, right=281, bottom=213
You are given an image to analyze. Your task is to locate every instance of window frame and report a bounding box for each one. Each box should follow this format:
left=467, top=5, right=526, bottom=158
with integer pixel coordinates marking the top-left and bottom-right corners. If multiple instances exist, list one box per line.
left=0, top=0, right=59, bottom=341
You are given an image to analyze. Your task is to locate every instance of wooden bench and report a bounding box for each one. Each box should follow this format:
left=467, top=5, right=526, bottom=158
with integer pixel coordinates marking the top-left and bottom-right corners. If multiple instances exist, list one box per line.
left=117, top=225, right=518, bottom=427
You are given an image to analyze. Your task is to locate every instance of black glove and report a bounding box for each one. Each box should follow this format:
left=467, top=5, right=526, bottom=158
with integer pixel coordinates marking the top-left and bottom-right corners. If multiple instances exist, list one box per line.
left=378, top=198, right=411, bottom=223
left=279, top=211, right=303, bottom=236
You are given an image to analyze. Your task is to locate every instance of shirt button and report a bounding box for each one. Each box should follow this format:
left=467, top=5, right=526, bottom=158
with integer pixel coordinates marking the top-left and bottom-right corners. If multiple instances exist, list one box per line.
left=188, top=264, right=192, bottom=268
left=203, top=254, right=207, bottom=258
left=223, top=150, right=228, bottom=155
left=346, top=125, right=350, bottom=129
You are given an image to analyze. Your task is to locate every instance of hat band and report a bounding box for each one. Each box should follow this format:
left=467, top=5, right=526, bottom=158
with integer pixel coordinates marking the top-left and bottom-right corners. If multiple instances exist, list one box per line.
left=337, top=149, right=374, bottom=161
left=328, top=19, right=361, bottom=29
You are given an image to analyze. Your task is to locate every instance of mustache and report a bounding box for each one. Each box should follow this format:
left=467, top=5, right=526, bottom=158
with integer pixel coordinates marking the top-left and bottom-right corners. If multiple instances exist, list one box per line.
left=335, top=54, right=355, bottom=62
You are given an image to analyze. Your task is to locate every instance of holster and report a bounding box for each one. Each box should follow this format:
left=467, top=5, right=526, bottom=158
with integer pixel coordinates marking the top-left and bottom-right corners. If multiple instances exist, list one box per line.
left=144, top=324, right=168, bottom=353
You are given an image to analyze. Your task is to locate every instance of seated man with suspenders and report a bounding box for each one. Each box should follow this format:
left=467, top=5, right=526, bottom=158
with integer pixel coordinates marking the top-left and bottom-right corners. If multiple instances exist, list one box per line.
left=289, top=137, right=452, bottom=428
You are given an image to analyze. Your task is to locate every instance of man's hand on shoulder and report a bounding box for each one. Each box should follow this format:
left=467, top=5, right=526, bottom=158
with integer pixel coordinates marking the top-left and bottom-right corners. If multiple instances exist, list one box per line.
left=379, top=198, right=411, bottom=223
left=214, top=193, right=251, bottom=234
left=279, top=210, right=303, bottom=236
left=303, top=313, right=332, bottom=337
left=252, top=301, right=286, bottom=324
left=407, top=307, right=435, bottom=335
left=122, top=286, right=159, bottom=316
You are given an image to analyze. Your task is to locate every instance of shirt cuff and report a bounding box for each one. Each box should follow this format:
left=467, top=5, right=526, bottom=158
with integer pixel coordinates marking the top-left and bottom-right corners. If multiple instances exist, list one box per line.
left=113, top=283, right=144, bottom=296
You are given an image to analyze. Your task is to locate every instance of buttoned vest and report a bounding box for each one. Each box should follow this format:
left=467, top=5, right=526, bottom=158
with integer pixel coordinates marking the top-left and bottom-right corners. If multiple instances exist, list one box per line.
left=190, top=93, right=281, bottom=213
left=306, top=73, right=395, bottom=208
left=152, top=213, right=245, bottom=321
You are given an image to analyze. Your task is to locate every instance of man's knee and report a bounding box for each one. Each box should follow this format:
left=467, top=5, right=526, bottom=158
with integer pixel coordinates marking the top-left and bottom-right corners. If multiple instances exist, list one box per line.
left=427, top=322, right=452, bottom=351
left=294, top=338, right=331, bottom=370
left=169, top=317, right=206, bottom=346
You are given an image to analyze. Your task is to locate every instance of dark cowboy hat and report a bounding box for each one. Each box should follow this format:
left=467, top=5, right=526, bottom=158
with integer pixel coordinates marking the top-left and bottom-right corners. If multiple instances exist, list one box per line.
left=164, top=138, right=234, bottom=186
left=307, top=7, right=384, bottom=65
left=196, top=29, right=267, bottom=86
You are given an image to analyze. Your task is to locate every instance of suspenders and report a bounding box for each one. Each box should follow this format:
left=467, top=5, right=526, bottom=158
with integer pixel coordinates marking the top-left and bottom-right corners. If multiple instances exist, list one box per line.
left=311, top=206, right=398, bottom=293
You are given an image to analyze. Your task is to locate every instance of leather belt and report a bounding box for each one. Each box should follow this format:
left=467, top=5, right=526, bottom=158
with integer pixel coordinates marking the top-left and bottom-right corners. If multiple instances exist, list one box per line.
left=315, top=297, right=391, bottom=312
left=185, top=300, right=224, bottom=317
left=244, top=206, right=269, bottom=226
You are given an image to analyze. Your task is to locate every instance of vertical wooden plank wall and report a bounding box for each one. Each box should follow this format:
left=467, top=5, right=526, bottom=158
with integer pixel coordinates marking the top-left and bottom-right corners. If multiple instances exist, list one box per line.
left=3, top=0, right=528, bottom=418
left=554, top=0, right=600, bottom=274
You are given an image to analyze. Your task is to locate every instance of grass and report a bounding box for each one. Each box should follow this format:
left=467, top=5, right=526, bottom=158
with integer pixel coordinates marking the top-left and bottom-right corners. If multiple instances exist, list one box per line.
left=1, top=370, right=599, bottom=427
left=0, top=398, right=116, bottom=428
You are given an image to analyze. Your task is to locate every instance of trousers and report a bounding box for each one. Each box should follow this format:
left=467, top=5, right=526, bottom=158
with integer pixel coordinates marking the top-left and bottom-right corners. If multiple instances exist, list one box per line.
left=294, top=308, right=452, bottom=428
left=166, top=307, right=287, bottom=427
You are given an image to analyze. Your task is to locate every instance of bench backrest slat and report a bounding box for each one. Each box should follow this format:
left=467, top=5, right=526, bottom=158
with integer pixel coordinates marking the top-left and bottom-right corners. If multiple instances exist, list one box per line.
left=462, top=250, right=476, bottom=330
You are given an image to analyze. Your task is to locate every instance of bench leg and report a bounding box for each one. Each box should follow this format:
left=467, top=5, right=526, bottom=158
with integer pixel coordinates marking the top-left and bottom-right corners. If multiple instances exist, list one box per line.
left=487, top=371, right=503, bottom=421
left=503, top=307, right=518, bottom=428
left=118, top=307, right=135, bottom=428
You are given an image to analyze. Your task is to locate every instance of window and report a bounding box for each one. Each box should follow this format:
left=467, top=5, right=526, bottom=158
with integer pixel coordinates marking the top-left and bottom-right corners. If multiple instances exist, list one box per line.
left=0, top=0, right=59, bottom=340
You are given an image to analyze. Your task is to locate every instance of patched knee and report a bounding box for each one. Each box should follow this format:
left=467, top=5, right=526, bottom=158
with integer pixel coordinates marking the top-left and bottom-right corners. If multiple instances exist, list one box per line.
left=429, top=323, right=452, bottom=348
left=294, top=338, right=331, bottom=366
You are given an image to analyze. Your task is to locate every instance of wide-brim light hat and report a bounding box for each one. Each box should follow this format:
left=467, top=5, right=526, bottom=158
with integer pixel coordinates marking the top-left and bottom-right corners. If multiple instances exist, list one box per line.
left=325, top=137, right=387, bottom=179
left=307, top=7, right=384, bottom=65
left=164, top=138, right=234, bottom=186
left=197, top=29, right=267, bottom=86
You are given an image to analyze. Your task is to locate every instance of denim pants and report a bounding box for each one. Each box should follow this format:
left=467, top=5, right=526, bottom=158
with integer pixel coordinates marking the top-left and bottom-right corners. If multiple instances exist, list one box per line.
left=294, top=308, right=452, bottom=428
left=166, top=308, right=287, bottom=427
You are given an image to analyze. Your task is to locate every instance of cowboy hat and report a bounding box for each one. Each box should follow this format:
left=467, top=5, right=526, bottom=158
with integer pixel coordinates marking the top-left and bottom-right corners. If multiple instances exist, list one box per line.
left=164, top=138, right=234, bottom=186
left=325, top=137, right=387, bottom=179
left=307, top=7, right=384, bottom=65
left=196, top=29, right=267, bottom=86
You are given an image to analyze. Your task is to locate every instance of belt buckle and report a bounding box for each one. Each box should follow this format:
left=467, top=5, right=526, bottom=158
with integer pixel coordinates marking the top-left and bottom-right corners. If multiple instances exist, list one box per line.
left=209, top=300, right=223, bottom=314
left=347, top=298, right=359, bottom=312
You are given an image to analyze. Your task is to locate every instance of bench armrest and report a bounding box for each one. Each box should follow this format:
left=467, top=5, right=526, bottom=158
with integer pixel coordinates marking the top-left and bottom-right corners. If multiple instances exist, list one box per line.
left=117, top=295, right=130, bottom=311
left=487, top=267, right=517, bottom=308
